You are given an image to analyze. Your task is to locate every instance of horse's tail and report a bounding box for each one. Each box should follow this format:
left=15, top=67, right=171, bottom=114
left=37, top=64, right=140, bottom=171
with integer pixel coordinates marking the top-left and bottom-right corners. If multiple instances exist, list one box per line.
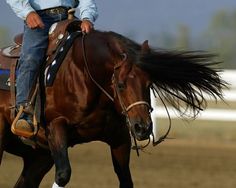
left=137, top=50, right=227, bottom=118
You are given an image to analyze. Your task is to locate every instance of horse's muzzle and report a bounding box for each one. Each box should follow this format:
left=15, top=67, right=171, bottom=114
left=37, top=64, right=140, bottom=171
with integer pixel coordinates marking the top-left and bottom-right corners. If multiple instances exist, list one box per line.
left=130, top=118, right=153, bottom=141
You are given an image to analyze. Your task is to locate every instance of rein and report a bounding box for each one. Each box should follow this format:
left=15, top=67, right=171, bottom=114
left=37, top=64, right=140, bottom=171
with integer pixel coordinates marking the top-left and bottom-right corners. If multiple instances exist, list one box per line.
left=81, top=34, right=114, bottom=102
left=150, top=86, right=172, bottom=146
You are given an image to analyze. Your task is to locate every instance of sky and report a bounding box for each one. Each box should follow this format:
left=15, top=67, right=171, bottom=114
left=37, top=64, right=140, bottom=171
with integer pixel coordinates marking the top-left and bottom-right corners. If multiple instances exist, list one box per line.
left=1, top=0, right=236, bottom=45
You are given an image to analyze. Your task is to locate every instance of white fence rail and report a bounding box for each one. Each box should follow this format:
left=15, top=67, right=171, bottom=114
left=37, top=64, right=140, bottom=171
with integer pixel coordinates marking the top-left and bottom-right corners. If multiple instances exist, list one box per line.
left=151, top=69, right=236, bottom=122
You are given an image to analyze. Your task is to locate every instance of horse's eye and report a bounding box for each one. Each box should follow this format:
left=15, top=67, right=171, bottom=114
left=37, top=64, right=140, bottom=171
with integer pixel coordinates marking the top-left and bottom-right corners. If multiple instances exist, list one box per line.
left=118, top=82, right=125, bottom=91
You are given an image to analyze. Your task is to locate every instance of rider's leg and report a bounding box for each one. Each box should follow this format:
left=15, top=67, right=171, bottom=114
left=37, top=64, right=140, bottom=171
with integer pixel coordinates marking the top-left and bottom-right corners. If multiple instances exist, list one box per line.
left=14, top=23, right=49, bottom=135
left=13, top=12, right=68, bottom=136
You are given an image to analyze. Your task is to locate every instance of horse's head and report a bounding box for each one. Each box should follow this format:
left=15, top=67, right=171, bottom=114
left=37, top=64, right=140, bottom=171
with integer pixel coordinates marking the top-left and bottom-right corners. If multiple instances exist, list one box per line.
left=112, top=41, right=153, bottom=141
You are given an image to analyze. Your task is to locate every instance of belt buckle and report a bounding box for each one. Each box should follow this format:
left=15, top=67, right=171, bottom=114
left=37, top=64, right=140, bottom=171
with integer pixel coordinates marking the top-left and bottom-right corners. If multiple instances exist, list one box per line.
left=48, top=7, right=65, bottom=15
left=50, top=8, right=59, bottom=15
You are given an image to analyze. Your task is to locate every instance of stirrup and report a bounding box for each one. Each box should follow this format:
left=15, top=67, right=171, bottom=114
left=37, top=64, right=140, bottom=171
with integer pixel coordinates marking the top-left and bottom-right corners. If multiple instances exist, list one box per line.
left=11, top=105, right=38, bottom=138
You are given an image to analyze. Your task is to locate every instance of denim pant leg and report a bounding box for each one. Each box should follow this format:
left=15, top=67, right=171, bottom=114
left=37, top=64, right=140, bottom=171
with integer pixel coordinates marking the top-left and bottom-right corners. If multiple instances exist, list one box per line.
left=16, top=12, right=68, bottom=106
left=16, top=25, right=49, bottom=106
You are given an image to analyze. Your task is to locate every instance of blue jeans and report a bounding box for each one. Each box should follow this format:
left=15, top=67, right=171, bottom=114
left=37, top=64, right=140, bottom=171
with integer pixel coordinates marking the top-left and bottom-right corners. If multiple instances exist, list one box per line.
left=16, top=11, right=67, bottom=106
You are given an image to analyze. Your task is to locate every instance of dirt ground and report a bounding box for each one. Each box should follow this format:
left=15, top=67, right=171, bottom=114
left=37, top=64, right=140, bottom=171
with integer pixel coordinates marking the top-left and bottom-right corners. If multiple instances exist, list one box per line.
left=1, top=138, right=236, bottom=188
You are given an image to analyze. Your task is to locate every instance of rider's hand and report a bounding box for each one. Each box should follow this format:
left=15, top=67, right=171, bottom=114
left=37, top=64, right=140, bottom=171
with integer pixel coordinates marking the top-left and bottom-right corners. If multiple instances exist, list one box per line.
left=26, top=12, right=45, bottom=29
left=81, top=19, right=94, bottom=34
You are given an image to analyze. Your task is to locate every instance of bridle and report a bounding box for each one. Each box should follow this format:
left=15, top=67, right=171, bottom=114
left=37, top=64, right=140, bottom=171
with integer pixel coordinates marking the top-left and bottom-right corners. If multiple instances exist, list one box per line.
left=112, top=60, right=153, bottom=115
left=81, top=33, right=171, bottom=156
left=112, top=62, right=153, bottom=156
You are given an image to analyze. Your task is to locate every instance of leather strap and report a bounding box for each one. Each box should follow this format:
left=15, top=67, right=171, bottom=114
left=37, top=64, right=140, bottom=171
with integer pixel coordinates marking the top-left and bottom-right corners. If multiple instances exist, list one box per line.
left=10, top=60, right=17, bottom=121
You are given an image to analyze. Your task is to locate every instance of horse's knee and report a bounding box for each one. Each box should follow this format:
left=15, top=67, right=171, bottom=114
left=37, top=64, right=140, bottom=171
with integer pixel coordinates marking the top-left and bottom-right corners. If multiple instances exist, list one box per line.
left=55, top=167, right=71, bottom=187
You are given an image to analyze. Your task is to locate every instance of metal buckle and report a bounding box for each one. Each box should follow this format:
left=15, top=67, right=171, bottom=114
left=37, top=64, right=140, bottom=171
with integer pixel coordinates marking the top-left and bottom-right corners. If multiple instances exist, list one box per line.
left=45, top=7, right=68, bottom=15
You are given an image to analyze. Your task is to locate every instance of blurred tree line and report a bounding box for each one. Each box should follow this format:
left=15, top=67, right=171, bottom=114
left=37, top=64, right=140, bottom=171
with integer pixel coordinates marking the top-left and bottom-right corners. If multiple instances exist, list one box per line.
left=203, top=10, right=236, bottom=69
left=149, top=9, right=236, bottom=69
left=1, top=9, right=236, bottom=68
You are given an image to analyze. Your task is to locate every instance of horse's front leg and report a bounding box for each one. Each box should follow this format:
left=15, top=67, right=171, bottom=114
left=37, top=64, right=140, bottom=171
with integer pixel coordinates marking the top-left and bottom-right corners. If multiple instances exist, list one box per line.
left=47, top=117, right=71, bottom=187
left=110, top=142, right=133, bottom=188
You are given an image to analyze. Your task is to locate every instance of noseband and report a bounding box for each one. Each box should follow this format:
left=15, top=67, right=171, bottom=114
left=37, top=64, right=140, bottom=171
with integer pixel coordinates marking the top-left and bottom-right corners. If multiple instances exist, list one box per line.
left=112, top=75, right=152, bottom=116
left=126, top=101, right=152, bottom=113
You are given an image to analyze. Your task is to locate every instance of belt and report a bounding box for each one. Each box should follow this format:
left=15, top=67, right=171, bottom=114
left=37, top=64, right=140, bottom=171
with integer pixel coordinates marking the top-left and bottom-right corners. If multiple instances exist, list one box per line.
left=37, top=6, right=70, bottom=15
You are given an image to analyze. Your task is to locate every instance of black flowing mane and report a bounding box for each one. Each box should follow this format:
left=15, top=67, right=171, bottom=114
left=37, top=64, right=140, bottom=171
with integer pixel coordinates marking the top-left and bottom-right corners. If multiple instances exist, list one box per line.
left=109, top=31, right=227, bottom=117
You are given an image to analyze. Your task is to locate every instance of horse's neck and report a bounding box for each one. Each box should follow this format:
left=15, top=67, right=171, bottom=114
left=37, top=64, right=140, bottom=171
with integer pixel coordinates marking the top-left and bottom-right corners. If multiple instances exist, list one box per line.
left=59, top=33, right=116, bottom=101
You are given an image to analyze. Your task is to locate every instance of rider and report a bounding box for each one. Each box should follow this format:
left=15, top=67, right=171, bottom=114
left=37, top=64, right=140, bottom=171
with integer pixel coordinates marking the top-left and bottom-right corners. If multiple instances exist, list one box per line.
left=6, top=0, right=98, bottom=136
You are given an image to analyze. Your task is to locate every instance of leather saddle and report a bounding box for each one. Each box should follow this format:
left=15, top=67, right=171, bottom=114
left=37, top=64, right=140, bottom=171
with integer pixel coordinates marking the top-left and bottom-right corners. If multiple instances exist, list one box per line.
left=0, top=18, right=82, bottom=90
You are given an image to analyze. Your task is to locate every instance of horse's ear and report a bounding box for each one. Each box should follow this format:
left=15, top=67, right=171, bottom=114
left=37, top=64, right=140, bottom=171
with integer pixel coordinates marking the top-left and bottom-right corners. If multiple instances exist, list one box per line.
left=141, top=40, right=150, bottom=54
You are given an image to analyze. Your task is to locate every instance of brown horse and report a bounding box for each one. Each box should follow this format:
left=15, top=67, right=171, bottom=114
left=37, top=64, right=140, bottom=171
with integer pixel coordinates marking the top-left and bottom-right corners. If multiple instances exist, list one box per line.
left=0, top=29, right=225, bottom=188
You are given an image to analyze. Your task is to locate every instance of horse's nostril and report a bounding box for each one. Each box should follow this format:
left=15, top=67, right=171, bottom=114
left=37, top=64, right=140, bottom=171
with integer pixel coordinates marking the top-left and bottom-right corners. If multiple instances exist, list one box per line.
left=131, top=120, right=153, bottom=141
left=134, top=123, right=142, bottom=133
left=134, top=122, right=152, bottom=134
